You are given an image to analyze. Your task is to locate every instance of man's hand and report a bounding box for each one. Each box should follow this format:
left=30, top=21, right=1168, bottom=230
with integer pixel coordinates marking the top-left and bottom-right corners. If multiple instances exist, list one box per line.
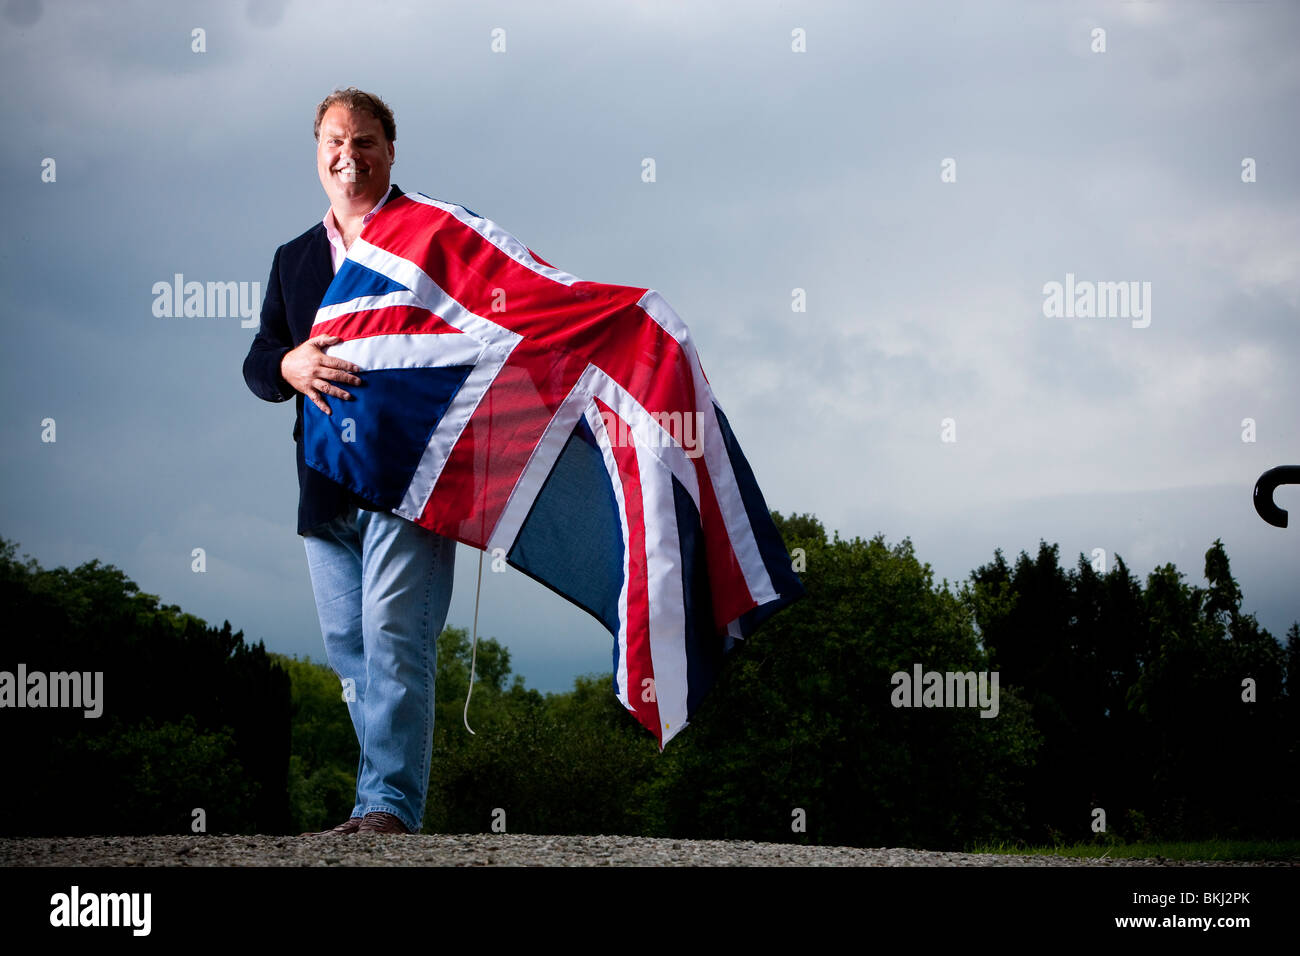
left=280, top=334, right=363, bottom=415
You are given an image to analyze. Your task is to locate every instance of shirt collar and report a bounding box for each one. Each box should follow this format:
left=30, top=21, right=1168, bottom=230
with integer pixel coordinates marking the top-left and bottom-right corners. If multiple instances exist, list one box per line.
left=322, top=186, right=393, bottom=242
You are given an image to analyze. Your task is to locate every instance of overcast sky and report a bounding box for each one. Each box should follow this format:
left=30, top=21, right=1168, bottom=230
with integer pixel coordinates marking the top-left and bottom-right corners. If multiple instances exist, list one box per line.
left=2, top=0, right=1297, bottom=695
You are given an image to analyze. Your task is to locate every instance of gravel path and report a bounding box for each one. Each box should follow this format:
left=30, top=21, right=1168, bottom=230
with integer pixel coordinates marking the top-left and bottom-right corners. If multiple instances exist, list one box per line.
left=1, top=834, right=1290, bottom=867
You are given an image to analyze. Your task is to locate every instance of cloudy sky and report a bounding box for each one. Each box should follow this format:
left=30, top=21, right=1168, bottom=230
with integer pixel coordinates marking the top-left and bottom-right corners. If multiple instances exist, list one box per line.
left=2, top=0, right=1297, bottom=694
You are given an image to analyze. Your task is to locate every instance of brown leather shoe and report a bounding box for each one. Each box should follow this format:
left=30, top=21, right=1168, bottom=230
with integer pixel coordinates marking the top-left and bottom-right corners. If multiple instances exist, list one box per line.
left=300, top=816, right=364, bottom=837
left=356, top=811, right=411, bottom=834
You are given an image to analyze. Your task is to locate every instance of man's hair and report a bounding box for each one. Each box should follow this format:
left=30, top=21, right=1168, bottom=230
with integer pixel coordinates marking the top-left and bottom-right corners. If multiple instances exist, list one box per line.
left=314, top=87, right=396, bottom=143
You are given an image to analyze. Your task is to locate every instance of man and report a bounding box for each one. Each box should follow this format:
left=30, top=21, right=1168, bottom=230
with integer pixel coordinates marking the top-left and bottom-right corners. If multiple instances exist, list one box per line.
left=242, top=88, right=455, bottom=836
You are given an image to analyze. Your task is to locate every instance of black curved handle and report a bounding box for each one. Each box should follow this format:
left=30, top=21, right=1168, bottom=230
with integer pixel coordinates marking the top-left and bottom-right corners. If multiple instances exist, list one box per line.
left=1253, top=465, right=1300, bottom=528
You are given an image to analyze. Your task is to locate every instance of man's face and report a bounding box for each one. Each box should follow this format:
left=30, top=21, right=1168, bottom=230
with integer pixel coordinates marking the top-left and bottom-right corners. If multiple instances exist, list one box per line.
left=316, top=104, right=394, bottom=209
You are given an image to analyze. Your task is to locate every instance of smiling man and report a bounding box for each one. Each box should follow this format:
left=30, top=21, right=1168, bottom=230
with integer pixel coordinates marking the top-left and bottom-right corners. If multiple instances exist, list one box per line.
left=242, top=88, right=456, bottom=836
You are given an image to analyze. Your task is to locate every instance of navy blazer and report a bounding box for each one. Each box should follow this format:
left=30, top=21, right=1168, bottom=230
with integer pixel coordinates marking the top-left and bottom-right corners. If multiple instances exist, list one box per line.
left=242, top=185, right=403, bottom=535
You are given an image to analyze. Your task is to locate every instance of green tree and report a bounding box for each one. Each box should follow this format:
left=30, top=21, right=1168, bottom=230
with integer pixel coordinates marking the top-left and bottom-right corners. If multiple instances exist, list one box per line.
left=0, top=537, right=290, bottom=835
left=652, top=513, right=1039, bottom=849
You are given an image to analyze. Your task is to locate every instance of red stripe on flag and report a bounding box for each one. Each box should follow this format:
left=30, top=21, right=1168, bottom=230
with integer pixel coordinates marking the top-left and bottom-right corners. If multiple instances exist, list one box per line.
left=312, top=304, right=460, bottom=340
left=594, top=397, right=662, bottom=748
left=419, top=345, right=589, bottom=549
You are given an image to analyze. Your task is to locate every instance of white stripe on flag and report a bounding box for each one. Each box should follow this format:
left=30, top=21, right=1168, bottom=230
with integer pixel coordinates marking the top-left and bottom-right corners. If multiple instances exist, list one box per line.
left=324, top=332, right=483, bottom=371
left=406, top=193, right=583, bottom=288
left=636, top=435, right=689, bottom=744
left=584, top=370, right=702, bottom=509
left=488, top=366, right=705, bottom=556
left=394, top=341, right=515, bottom=524
left=343, top=237, right=523, bottom=352
left=486, top=364, right=606, bottom=556
left=639, top=291, right=779, bottom=607
left=312, top=289, right=424, bottom=328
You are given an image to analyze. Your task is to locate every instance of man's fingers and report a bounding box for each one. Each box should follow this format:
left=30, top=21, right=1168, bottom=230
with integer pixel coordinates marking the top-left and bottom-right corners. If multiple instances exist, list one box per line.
left=321, top=370, right=363, bottom=388
left=284, top=336, right=360, bottom=405
left=313, top=378, right=353, bottom=402
left=319, top=355, right=364, bottom=376
left=309, top=389, right=332, bottom=416
left=309, top=335, right=363, bottom=374
left=314, top=363, right=362, bottom=387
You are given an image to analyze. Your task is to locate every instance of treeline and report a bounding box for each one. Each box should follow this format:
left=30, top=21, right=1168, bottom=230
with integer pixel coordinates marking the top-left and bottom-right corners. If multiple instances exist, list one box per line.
left=0, top=538, right=290, bottom=835
left=288, top=514, right=1300, bottom=847
left=2, top=522, right=1295, bottom=846
left=967, top=537, right=1297, bottom=842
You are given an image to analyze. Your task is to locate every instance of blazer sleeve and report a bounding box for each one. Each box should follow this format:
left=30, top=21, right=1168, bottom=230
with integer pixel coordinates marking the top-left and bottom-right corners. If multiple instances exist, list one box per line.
left=242, top=245, right=297, bottom=403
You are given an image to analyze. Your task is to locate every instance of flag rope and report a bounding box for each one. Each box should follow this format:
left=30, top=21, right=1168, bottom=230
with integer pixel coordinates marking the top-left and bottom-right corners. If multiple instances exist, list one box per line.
left=463, top=547, right=482, bottom=735
left=464, top=354, right=493, bottom=736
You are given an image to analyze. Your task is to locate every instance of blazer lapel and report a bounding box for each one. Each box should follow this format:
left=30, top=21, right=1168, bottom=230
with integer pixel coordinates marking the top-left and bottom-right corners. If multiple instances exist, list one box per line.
left=305, top=225, right=333, bottom=303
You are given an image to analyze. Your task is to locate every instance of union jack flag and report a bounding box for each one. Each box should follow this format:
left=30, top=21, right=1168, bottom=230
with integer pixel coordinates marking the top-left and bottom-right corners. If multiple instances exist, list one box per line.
left=304, top=191, right=803, bottom=748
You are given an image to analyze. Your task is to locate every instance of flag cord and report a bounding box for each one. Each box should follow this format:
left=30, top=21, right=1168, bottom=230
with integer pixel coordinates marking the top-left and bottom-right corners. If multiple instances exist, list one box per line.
left=464, top=364, right=490, bottom=736
left=463, top=548, right=483, bottom=735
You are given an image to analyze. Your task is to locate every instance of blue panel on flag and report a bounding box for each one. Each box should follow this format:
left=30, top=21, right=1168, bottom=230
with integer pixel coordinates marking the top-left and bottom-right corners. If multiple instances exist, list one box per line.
left=712, top=403, right=805, bottom=637
left=508, top=417, right=625, bottom=638
left=303, top=365, right=472, bottom=509
left=319, top=259, right=409, bottom=308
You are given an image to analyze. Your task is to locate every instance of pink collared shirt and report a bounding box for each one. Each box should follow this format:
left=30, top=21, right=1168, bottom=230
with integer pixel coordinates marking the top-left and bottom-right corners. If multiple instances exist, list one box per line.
left=322, top=190, right=391, bottom=274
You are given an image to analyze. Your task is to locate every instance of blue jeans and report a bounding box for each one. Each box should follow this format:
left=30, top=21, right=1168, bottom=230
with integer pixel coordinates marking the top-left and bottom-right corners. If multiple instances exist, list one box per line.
left=302, top=506, right=455, bottom=833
